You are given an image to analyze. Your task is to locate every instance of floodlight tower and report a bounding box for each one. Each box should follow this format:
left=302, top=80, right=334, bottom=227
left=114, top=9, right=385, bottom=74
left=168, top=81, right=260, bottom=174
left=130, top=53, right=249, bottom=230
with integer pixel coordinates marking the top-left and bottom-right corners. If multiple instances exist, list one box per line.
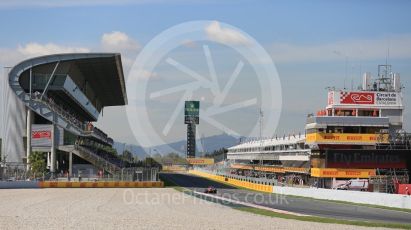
left=184, top=101, right=199, bottom=158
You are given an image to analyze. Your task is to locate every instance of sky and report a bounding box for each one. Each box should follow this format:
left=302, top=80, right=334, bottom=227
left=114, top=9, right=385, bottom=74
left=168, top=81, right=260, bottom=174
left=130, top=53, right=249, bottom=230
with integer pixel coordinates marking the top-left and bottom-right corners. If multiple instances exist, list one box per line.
left=0, top=0, right=410, bottom=147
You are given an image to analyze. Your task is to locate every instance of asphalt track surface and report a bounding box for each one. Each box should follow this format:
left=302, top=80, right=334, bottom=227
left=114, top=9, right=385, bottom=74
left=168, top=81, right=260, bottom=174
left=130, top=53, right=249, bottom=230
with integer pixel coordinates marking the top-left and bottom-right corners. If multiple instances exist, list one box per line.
left=161, top=172, right=411, bottom=225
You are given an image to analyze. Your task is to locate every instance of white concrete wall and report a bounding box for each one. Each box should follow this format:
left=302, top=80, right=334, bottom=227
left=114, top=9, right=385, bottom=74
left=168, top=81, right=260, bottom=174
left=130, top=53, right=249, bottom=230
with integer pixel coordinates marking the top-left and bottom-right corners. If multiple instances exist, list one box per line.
left=0, top=69, right=26, bottom=164
left=274, top=186, right=411, bottom=209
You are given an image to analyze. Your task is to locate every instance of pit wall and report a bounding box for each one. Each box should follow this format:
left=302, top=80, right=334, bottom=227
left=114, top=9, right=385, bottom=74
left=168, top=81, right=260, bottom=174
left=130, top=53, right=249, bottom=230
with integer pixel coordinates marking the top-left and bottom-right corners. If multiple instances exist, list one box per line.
left=190, top=170, right=411, bottom=210
left=189, top=170, right=273, bottom=193
left=0, top=181, right=164, bottom=189
left=274, top=186, right=411, bottom=209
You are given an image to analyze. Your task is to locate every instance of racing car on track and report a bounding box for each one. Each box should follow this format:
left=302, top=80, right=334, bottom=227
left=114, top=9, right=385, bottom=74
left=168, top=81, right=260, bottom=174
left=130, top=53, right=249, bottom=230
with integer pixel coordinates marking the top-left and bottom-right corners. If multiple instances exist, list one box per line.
left=204, top=186, right=217, bottom=194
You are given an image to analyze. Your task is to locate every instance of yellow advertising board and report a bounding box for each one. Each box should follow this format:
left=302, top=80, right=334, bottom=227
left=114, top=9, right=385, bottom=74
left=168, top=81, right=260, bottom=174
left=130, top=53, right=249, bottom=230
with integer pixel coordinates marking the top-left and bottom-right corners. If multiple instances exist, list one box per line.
left=186, top=158, right=214, bottom=165
left=255, top=166, right=285, bottom=173
left=306, top=133, right=389, bottom=144
left=189, top=170, right=273, bottom=193
left=162, top=165, right=187, bottom=172
left=311, top=168, right=376, bottom=178
left=231, top=164, right=253, bottom=170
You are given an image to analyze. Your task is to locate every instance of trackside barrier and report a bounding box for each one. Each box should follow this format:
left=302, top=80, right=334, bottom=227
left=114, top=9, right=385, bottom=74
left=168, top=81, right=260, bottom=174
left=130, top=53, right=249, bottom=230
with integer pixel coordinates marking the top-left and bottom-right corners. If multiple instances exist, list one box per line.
left=39, top=181, right=164, bottom=188
left=0, top=181, right=40, bottom=189
left=274, top=186, right=411, bottom=209
left=189, top=170, right=411, bottom=209
left=189, top=170, right=273, bottom=193
left=0, top=181, right=164, bottom=189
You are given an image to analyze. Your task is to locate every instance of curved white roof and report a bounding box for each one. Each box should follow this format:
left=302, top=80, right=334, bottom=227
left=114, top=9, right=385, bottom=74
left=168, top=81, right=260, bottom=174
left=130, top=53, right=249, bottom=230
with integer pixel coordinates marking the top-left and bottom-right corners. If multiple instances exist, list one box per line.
left=228, top=135, right=306, bottom=150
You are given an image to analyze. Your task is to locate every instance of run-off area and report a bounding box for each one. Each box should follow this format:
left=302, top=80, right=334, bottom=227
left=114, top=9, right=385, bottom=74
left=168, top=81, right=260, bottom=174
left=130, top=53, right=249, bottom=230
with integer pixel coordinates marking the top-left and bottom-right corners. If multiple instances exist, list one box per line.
left=0, top=188, right=387, bottom=230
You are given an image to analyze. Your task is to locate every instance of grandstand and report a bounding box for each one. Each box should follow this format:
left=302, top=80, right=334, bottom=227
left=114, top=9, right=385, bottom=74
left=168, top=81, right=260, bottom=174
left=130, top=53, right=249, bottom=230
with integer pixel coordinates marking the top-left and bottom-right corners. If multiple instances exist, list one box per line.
left=4, top=53, right=132, bottom=178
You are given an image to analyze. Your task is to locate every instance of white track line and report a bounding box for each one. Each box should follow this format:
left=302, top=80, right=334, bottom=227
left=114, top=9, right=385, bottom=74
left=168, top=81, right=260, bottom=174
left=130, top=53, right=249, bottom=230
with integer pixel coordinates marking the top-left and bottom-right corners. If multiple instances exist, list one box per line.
left=193, top=191, right=310, bottom=217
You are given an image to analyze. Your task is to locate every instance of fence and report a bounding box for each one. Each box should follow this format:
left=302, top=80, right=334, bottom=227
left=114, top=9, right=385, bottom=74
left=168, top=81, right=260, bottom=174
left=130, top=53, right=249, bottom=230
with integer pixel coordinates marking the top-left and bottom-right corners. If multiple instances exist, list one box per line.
left=0, top=163, right=160, bottom=182
left=195, top=166, right=308, bottom=187
left=0, top=181, right=164, bottom=189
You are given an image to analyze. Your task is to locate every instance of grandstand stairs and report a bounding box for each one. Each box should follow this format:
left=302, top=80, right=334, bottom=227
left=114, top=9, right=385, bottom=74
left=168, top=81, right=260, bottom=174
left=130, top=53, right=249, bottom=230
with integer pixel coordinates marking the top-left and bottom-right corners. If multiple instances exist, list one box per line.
left=58, top=145, right=121, bottom=175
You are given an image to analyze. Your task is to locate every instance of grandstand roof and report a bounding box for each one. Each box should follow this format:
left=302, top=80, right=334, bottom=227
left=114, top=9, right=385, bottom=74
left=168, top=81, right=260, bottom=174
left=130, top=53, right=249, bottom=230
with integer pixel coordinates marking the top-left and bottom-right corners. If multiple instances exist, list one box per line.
left=12, top=53, right=127, bottom=108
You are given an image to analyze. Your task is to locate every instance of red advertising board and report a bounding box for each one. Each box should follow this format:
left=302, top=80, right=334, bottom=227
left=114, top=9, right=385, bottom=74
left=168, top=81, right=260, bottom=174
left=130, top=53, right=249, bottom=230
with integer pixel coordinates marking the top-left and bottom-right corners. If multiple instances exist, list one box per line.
left=397, top=184, right=411, bottom=195
left=32, top=130, right=51, bottom=139
left=340, top=92, right=375, bottom=104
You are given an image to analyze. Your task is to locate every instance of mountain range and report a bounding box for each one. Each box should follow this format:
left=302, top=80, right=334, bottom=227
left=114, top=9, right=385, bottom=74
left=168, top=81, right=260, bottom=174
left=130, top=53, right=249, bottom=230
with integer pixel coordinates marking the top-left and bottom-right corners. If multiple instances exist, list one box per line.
left=113, top=133, right=242, bottom=160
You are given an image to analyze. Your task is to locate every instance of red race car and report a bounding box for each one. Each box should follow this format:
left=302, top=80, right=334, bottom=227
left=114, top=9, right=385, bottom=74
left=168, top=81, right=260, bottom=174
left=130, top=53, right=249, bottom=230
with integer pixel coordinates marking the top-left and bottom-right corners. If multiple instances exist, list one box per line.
left=204, top=186, right=217, bottom=194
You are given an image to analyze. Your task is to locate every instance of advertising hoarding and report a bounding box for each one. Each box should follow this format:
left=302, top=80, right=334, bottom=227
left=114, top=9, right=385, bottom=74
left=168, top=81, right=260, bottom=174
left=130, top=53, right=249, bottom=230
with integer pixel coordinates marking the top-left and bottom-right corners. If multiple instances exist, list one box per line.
left=327, top=90, right=402, bottom=107
left=184, top=101, right=200, bottom=117
left=325, top=149, right=409, bottom=169
left=306, top=133, right=389, bottom=144
left=31, top=124, right=63, bottom=148
left=311, top=168, right=376, bottom=178
left=340, top=92, right=375, bottom=104
left=184, top=101, right=200, bottom=124
left=186, top=158, right=214, bottom=165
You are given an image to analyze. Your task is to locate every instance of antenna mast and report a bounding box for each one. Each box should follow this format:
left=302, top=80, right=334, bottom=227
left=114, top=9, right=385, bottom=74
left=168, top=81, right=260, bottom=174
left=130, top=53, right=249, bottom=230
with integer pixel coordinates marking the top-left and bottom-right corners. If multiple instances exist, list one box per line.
left=259, top=107, right=264, bottom=165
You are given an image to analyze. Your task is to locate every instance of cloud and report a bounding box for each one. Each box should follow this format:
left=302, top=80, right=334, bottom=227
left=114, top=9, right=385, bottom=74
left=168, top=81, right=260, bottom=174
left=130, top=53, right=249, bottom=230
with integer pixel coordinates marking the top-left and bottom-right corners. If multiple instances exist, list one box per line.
left=205, top=21, right=250, bottom=46
left=99, top=31, right=141, bottom=73
left=269, top=34, right=411, bottom=63
left=0, top=48, right=26, bottom=67
left=17, top=42, right=90, bottom=56
left=181, top=39, right=198, bottom=48
left=140, top=70, right=158, bottom=79
left=100, top=31, right=140, bottom=73
left=101, top=31, right=140, bottom=52
left=0, top=31, right=140, bottom=73
left=0, top=43, right=90, bottom=67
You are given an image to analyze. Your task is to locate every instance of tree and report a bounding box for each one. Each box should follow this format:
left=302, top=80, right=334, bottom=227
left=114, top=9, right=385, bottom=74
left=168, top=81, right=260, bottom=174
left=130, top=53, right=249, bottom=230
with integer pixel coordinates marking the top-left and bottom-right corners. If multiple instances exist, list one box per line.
left=101, top=145, right=118, bottom=156
left=157, top=152, right=187, bottom=165
left=121, top=150, right=133, bottom=163
left=132, top=155, right=139, bottom=163
left=204, top=148, right=227, bottom=162
left=29, top=152, right=47, bottom=177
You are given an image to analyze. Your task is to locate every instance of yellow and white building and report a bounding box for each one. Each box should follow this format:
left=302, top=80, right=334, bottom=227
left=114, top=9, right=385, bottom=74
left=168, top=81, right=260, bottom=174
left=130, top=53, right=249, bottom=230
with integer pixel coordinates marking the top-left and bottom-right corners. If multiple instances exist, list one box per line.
left=227, top=65, right=410, bottom=186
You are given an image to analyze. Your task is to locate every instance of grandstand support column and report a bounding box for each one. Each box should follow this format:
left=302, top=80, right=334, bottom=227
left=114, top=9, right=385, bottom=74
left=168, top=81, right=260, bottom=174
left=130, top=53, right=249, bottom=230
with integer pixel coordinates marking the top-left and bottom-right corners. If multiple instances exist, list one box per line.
left=47, top=152, right=50, bottom=168
left=50, top=123, right=56, bottom=175
left=69, top=151, right=72, bottom=177
left=26, top=109, right=33, bottom=171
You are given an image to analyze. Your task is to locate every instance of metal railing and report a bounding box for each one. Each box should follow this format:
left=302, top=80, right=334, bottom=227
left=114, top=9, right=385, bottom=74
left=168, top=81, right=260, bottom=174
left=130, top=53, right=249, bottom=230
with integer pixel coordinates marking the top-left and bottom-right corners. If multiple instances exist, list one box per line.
left=74, top=145, right=121, bottom=174
left=1, top=163, right=160, bottom=182
left=33, top=93, right=111, bottom=143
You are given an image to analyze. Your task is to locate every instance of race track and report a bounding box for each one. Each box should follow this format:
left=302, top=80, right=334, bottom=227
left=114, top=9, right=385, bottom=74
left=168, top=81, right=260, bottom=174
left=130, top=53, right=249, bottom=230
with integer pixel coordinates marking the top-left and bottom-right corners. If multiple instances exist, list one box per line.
left=161, top=172, right=411, bottom=225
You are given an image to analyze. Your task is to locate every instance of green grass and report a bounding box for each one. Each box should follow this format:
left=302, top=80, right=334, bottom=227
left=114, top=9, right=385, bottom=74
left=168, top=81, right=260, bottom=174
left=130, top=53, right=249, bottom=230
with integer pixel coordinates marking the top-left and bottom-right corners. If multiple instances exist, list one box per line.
left=159, top=173, right=189, bottom=193
left=159, top=177, right=176, bottom=187
left=236, top=207, right=411, bottom=229
left=295, top=197, right=411, bottom=214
